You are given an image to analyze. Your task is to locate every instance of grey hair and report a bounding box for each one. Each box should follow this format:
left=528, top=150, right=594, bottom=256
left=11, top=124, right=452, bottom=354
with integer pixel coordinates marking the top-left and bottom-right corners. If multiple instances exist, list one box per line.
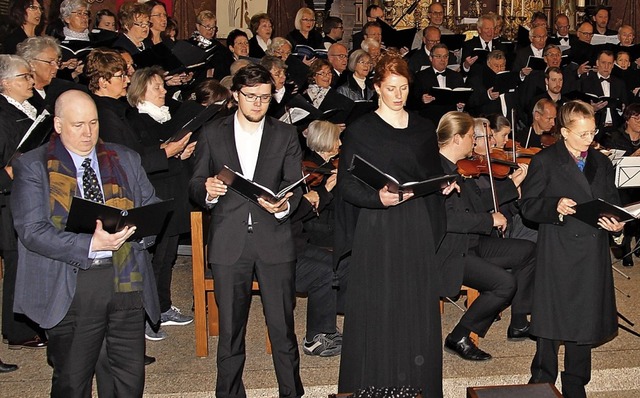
left=347, top=49, right=370, bottom=72
left=361, top=37, right=380, bottom=52
left=0, top=55, right=31, bottom=93
left=16, top=36, right=61, bottom=62
left=473, top=117, right=490, bottom=138
left=266, top=37, right=292, bottom=55
left=60, top=0, right=89, bottom=21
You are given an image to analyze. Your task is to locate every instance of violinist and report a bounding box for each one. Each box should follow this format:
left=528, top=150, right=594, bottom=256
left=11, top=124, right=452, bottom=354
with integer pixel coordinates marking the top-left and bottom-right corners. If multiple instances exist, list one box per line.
left=516, top=98, right=558, bottom=148
left=602, top=103, right=640, bottom=266
left=437, top=112, right=536, bottom=361
left=291, top=120, right=343, bottom=356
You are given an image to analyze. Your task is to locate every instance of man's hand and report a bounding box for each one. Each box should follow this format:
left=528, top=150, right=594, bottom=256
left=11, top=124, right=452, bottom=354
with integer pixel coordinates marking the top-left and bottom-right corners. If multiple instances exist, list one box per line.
left=4, top=165, right=12, bottom=179
left=257, top=192, right=292, bottom=214
left=520, top=66, right=532, bottom=78
left=492, top=212, right=507, bottom=231
left=487, top=87, right=500, bottom=100
left=325, top=172, right=337, bottom=192
left=179, top=141, right=197, bottom=160
left=557, top=197, right=577, bottom=217
left=91, top=220, right=136, bottom=252
left=302, top=55, right=317, bottom=66
left=422, top=93, right=435, bottom=104
left=591, top=100, right=608, bottom=112
left=205, top=176, right=227, bottom=201
left=303, top=191, right=320, bottom=208
left=463, top=55, right=478, bottom=69
left=577, top=61, right=591, bottom=76
left=379, top=185, right=413, bottom=206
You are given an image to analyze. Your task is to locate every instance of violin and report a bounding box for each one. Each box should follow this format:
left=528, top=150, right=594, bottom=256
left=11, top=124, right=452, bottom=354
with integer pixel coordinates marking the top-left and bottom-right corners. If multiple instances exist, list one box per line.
left=540, top=132, right=559, bottom=148
left=456, top=154, right=515, bottom=179
left=503, top=139, right=542, bottom=164
left=302, top=157, right=338, bottom=187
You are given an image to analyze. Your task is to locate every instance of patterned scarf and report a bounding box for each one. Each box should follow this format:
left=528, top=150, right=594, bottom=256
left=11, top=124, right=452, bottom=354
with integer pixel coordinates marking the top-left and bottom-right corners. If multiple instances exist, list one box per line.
left=47, top=134, right=143, bottom=292
left=306, top=84, right=330, bottom=108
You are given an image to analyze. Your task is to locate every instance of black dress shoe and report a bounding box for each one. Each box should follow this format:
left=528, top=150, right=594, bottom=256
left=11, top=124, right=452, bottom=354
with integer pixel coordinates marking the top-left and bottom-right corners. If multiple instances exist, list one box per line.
left=623, top=255, right=634, bottom=267
left=144, top=355, right=156, bottom=366
left=8, top=335, right=47, bottom=350
left=507, top=323, right=531, bottom=341
left=444, top=334, right=492, bottom=361
left=0, top=359, right=18, bottom=373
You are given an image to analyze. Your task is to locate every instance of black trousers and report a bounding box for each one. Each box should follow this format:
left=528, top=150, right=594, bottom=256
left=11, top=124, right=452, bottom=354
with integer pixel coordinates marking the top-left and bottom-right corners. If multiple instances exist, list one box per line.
left=1, top=249, right=43, bottom=342
left=459, top=236, right=536, bottom=337
left=46, top=266, right=145, bottom=398
left=530, top=337, right=592, bottom=398
left=295, top=245, right=337, bottom=340
left=211, top=234, right=303, bottom=398
left=150, top=233, right=180, bottom=313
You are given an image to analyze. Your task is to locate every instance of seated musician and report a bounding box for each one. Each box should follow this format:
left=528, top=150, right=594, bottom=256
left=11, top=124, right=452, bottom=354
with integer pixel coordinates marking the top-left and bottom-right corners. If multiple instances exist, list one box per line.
left=437, top=113, right=535, bottom=361
left=291, top=120, right=342, bottom=356
left=515, top=98, right=557, bottom=149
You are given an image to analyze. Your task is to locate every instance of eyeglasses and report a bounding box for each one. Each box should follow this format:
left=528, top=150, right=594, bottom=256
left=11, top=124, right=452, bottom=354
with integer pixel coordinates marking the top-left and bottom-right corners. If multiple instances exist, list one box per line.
left=33, top=58, right=61, bottom=67
left=432, top=54, right=449, bottom=59
left=198, top=23, right=218, bottom=31
left=578, top=31, right=594, bottom=36
left=111, top=73, right=126, bottom=80
left=429, top=11, right=444, bottom=16
left=566, top=127, right=599, bottom=139
left=71, top=10, right=90, bottom=18
left=13, top=72, right=34, bottom=81
left=273, top=49, right=291, bottom=57
left=238, top=90, right=272, bottom=103
left=532, top=35, right=547, bottom=40
left=133, top=22, right=150, bottom=28
left=357, top=60, right=373, bottom=65
left=151, top=13, right=167, bottom=18
left=329, top=54, right=348, bottom=59
left=315, top=71, right=332, bottom=77
left=301, top=18, right=316, bottom=23
left=27, top=4, right=44, bottom=12
left=234, top=40, right=249, bottom=47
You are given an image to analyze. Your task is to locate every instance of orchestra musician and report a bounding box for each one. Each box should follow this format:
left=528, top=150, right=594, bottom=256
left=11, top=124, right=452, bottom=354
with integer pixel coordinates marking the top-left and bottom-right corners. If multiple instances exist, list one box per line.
left=516, top=98, right=557, bottom=149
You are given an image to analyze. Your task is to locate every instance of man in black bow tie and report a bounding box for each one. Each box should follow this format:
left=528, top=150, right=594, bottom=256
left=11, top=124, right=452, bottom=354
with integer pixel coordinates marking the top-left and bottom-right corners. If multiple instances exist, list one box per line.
left=579, top=50, right=628, bottom=141
left=552, top=14, right=575, bottom=47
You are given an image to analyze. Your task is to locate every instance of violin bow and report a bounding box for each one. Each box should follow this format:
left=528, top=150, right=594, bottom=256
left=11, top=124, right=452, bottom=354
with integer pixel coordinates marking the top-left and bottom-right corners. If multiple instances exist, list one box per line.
left=482, top=122, right=504, bottom=238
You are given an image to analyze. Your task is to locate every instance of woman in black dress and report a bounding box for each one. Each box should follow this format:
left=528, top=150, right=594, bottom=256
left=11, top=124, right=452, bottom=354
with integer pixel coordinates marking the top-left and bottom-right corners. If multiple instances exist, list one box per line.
left=286, top=7, right=324, bottom=53
left=336, top=54, right=456, bottom=397
left=521, top=100, right=624, bottom=398
left=248, top=13, right=273, bottom=59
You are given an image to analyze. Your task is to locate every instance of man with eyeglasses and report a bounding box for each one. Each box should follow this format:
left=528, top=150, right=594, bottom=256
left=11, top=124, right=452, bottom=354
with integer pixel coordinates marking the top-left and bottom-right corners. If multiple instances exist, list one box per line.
left=551, top=14, right=575, bottom=48
left=410, top=43, right=465, bottom=123
left=511, top=26, right=548, bottom=82
left=327, top=43, right=348, bottom=88
left=408, top=26, right=439, bottom=74
left=410, top=2, right=454, bottom=50
left=579, top=49, right=628, bottom=142
left=189, top=64, right=304, bottom=398
left=323, top=16, right=344, bottom=49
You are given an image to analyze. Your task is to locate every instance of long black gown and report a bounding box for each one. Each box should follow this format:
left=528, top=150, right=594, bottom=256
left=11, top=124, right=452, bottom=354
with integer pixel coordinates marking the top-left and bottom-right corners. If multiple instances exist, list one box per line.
left=336, top=111, right=447, bottom=397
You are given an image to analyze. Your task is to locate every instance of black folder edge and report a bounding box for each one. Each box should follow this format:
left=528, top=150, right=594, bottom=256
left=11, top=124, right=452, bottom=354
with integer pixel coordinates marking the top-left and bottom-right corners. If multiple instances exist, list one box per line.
left=349, top=154, right=457, bottom=198
left=430, top=87, right=473, bottom=106
left=65, top=197, right=175, bottom=240
left=217, top=166, right=307, bottom=205
left=570, top=198, right=636, bottom=228
left=167, top=102, right=225, bottom=143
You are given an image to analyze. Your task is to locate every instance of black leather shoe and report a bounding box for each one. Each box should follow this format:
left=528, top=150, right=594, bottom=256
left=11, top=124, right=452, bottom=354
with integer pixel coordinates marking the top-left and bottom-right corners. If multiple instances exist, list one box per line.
left=144, top=355, right=156, bottom=366
left=507, top=323, right=531, bottom=341
left=444, top=334, right=492, bottom=361
left=8, top=335, right=47, bottom=350
left=623, top=256, right=634, bottom=267
left=0, top=359, right=18, bottom=373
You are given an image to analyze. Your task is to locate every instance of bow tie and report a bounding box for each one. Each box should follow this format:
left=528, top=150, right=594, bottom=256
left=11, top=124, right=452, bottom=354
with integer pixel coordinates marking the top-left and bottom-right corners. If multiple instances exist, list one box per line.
left=599, top=77, right=610, bottom=82
left=435, top=72, right=446, bottom=77
left=559, top=36, right=569, bottom=41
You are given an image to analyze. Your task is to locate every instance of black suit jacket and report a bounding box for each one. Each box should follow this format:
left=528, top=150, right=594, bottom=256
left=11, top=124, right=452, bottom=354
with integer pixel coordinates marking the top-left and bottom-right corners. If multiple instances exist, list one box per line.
left=579, top=72, right=628, bottom=129
left=248, top=36, right=266, bottom=58
left=407, top=47, right=431, bottom=74
left=461, top=37, right=507, bottom=74
left=410, top=67, right=465, bottom=122
left=189, top=114, right=303, bottom=266
left=511, top=46, right=541, bottom=75
left=466, top=66, right=517, bottom=117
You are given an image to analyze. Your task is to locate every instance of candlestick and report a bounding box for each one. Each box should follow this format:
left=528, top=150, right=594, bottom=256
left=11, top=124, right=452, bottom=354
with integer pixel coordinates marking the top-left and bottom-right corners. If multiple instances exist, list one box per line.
left=510, top=0, right=514, bottom=16
left=457, top=0, right=461, bottom=17
left=498, top=0, right=503, bottom=15
left=577, top=0, right=585, bottom=6
left=521, top=0, right=524, bottom=16
left=447, top=0, right=451, bottom=16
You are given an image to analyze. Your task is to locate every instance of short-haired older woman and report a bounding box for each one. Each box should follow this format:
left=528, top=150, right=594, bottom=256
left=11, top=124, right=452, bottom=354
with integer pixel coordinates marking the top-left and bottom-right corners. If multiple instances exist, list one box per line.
left=17, top=35, right=86, bottom=112
left=126, top=66, right=196, bottom=340
left=186, top=11, right=234, bottom=82
left=286, top=7, right=323, bottom=51
left=261, top=55, right=298, bottom=119
left=304, top=58, right=354, bottom=127
left=113, top=2, right=153, bottom=54
left=249, top=13, right=273, bottom=58
left=56, top=0, right=92, bottom=80
left=5, top=0, right=45, bottom=55
left=267, top=36, right=308, bottom=91
left=336, top=54, right=457, bottom=396
left=336, top=49, right=375, bottom=101
left=0, top=54, right=48, bottom=353
left=520, top=100, right=624, bottom=397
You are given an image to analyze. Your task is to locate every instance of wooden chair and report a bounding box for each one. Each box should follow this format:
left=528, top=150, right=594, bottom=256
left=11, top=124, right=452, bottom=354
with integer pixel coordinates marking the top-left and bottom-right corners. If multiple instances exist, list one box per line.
left=191, top=211, right=271, bottom=357
left=441, top=285, right=480, bottom=346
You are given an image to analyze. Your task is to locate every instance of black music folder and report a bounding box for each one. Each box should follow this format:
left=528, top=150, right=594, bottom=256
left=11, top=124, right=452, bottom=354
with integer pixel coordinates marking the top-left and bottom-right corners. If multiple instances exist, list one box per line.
left=217, top=166, right=307, bottom=205
left=570, top=198, right=640, bottom=227
left=377, top=18, right=416, bottom=49
left=526, top=56, right=547, bottom=71
left=167, top=102, right=225, bottom=143
left=430, top=87, right=473, bottom=106
left=65, top=197, right=175, bottom=239
left=14, top=110, right=54, bottom=155
left=349, top=154, right=457, bottom=199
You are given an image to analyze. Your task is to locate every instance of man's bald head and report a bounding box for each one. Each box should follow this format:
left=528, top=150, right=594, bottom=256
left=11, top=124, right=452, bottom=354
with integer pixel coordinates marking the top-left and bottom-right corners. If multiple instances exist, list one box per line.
left=55, top=90, right=96, bottom=118
left=54, top=90, right=100, bottom=156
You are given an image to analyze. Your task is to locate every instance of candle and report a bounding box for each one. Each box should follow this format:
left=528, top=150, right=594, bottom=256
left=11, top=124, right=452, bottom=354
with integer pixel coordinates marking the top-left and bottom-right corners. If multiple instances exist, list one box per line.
left=510, top=0, right=514, bottom=16
left=457, top=0, right=461, bottom=17
left=521, top=0, right=524, bottom=15
left=498, top=0, right=503, bottom=15
left=577, top=0, right=585, bottom=6
left=447, top=0, right=451, bottom=16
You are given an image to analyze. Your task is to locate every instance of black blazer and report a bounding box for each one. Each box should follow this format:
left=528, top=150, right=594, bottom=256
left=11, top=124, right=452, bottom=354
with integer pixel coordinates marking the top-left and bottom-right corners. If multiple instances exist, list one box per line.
left=28, top=78, right=87, bottom=113
left=466, top=66, right=517, bottom=117
left=248, top=36, right=266, bottom=58
left=3, top=28, right=28, bottom=55
left=189, top=114, right=303, bottom=265
left=579, top=72, right=628, bottom=129
left=511, top=45, right=539, bottom=75
left=461, top=37, right=507, bottom=74
left=286, top=29, right=324, bottom=50
left=407, top=48, right=431, bottom=74
left=410, top=67, right=465, bottom=123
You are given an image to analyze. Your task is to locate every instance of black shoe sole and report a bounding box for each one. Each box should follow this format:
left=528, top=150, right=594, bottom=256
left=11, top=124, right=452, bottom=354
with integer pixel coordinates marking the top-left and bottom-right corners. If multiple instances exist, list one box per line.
left=443, top=345, right=492, bottom=361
